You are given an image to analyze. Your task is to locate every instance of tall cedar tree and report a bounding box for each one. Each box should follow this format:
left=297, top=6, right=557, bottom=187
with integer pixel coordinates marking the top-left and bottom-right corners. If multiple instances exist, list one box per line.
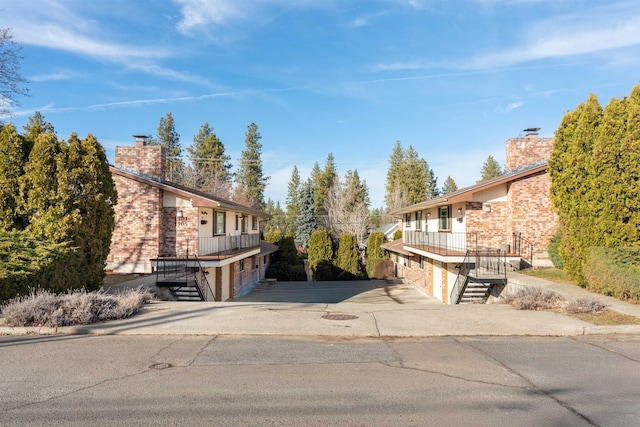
left=477, top=155, right=503, bottom=183
left=441, top=176, right=458, bottom=194
left=294, top=179, right=317, bottom=248
left=285, top=165, right=301, bottom=236
left=336, top=233, right=360, bottom=277
left=0, top=123, right=25, bottom=230
left=20, top=132, right=62, bottom=238
left=549, top=94, right=605, bottom=282
left=235, top=122, right=269, bottom=209
left=0, top=27, right=29, bottom=117
left=314, top=153, right=337, bottom=219
left=56, top=133, right=117, bottom=288
left=186, top=122, right=232, bottom=197
left=22, top=111, right=54, bottom=159
left=308, top=229, right=334, bottom=280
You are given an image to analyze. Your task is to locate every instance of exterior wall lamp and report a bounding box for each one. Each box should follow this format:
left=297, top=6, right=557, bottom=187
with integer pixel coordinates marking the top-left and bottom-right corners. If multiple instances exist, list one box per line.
left=483, top=203, right=491, bottom=213
left=177, top=210, right=184, bottom=218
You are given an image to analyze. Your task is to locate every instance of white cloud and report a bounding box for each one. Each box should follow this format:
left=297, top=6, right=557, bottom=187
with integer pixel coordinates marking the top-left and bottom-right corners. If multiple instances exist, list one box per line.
left=174, top=0, right=245, bottom=34
left=30, top=69, right=81, bottom=82
left=503, top=101, right=524, bottom=113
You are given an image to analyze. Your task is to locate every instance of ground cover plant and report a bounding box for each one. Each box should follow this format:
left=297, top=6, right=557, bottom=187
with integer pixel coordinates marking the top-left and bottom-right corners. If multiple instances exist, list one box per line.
left=1, top=288, right=153, bottom=327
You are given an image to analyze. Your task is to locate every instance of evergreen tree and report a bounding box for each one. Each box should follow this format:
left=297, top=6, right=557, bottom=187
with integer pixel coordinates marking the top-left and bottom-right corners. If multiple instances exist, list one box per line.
left=308, top=229, right=334, bottom=280
left=0, top=123, right=25, bottom=230
left=56, top=133, right=117, bottom=288
left=314, top=153, right=337, bottom=218
left=285, top=165, right=301, bottom=236
left=385, top=140, right=404, bottom=210
left=336, top=233, right=360, bottom=277
left=477, top=155, right=503, bottom=183
left=441, top=176, right=458, bottom=194
left=235, top=122, right=269, bottom=209
left=19, top=132, right=62, bottom=235
left=366, top=231, right=389, bottom=278
left=151, top=112, right=183, bottom=182
left=294, top=179, right=317, bottom=248
left=22, top=111, right=54, bottom=158
left=263, top=198, right=286, bottom=235
left=186, top=122, right=232, bottom=197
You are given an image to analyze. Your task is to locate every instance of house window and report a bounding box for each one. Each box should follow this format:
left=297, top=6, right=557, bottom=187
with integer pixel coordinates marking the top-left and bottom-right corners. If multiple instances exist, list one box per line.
left=405, top=213, right=411, bottom=228
left=240, top=259, right=245, bottom=271
left=235, top=215, right=239, bottom=231
left=407, top=255, right=412, bottom=268
left=415, top=211, right=422, bottom=231
left=439, top=206, right=451, bottom=231
left=214, top=211, right=225, bottom=234
left=252, top=216, right=258, bottom=230
left=419, top=255, right=424, bottom=269
left=263, top=255, right=267, bottom=264
left=242, top=215, right=248, bottom=233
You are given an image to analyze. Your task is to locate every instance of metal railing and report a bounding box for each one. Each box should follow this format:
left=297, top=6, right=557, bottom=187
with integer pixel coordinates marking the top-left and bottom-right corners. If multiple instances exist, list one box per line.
left=155, top=250, right=215, bottom=301
left=192, top=254, right=215, bottom=301
left=512, top=232, right=534, bottom=266
left=404, top=231, right=476, bottom=255
left=198, top=233, right=260, bottom=256
left=449, top=248, right=508, bottom=304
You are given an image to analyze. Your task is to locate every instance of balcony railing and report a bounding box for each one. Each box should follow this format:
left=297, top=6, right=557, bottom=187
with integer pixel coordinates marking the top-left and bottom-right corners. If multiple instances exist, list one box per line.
left=403, top=231, right=477, bottom=255
left=198, top=233, right=260, bottom=256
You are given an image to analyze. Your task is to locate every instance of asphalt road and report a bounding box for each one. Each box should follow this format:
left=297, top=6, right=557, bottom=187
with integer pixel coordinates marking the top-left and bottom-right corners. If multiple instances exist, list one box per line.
left=1, top=334, right=639, bottom=426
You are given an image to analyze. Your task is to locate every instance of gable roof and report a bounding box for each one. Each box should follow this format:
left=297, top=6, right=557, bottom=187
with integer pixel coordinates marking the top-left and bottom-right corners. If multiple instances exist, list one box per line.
left=390, top=161, right=547, bottom=216
left=110, top=164, right=269, bottom=218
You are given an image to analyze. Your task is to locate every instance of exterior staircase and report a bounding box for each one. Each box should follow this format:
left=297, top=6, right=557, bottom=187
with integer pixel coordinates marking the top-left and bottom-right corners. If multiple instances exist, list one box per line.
left=154, top=254, right=214, bottom=301
left=450, top=249, right=508, bottom=304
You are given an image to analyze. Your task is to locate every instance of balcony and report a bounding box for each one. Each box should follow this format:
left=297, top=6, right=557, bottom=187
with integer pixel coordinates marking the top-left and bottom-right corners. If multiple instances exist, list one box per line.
left=403, top=231, right=477, bottom=256
left=197, top=233, right=260, bottom=258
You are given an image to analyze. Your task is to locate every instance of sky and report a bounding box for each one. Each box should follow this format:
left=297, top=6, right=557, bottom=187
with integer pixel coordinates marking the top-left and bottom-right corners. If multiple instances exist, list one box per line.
left=2, top=0, right=640, bottom=208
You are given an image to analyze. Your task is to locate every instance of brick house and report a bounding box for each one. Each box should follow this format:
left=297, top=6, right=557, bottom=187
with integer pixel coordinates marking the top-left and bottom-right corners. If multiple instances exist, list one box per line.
left=382, top=130, right=558, bottom=304
left=106, top=136, right=277, bottom=301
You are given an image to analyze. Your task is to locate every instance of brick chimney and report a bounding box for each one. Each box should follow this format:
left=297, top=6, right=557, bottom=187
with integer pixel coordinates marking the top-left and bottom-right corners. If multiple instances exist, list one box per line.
left=505, top=128, right=553, bottom=171
left=115, top=135, right=165, bottom=180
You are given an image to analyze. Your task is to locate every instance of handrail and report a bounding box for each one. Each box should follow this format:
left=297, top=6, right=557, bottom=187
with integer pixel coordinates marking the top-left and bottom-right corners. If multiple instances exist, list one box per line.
left=450, top=250, right=472, bottom=304
left=198, top=233, right=260, bottom=256
left=192, top=254, right=215, bottom=301
left=404, top=231, right=475, bottom=255
left=512, top=232, right=534, bottom=266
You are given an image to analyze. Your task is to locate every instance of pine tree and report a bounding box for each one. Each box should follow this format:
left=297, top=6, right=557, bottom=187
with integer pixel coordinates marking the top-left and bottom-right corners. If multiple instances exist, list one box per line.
left=314, top=153, right=337, bottom=218
left=285, top=165, right=301, bottom=236
left=336, top=233, right=360, bottom=277
left=235, top=122, right=269, bottom=209
left=151, top=112, right=183, bottom=182
left=0, top=123, right=25, bottom=230
left=385, top=140, right=405, bottom=211
left=477, top=155, right=503, bottom=183
left=186, top=122, right=232, bottom=197
left=385, top=142, right=437, bottom=209
left=442, top=176, right=458, bottom=194
left=294, top=179, right=317, bottom=248
left=263, top=198, right=286, bottom=235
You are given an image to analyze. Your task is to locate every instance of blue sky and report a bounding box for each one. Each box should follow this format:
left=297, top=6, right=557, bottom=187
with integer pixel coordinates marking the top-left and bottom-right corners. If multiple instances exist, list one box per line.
left=3, top=0, right=640, bottom=208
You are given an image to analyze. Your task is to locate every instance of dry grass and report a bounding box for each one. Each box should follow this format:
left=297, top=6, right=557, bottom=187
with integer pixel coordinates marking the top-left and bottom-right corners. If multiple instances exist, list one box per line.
left=1, top=288, right=154, bottom=327
left=518, top=267, right=577, bottom=285
left=569, top=311, right=640, bottom=325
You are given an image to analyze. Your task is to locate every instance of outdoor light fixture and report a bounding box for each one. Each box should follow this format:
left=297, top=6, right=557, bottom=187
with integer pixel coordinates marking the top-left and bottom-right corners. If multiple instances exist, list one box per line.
left=483, top=203, right=491, bottom=213
left=201, top=211, right=208, bottom=216
left=457, top=207, right=462, bottom=215
left=177, top=210, right=184, bottom=218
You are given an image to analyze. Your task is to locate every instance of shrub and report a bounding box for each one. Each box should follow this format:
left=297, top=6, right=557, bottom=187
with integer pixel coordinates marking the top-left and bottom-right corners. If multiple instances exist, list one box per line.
left=0, top=231, right=85, bottom=302
left=1, top=288, right=153, bottom=327
left=371, top=259, right=394, bottom=279
left=564, top=297, right=608, bottom=314
left=502, top=286, right=564, bottom=310
left=265, top=261, right=306, bottom=281
left=308, top=229, right=335, bottom=280
left=366, top=231, right=388, bottom=278
left=582, top=247, right=640, bottom=303
left=547, top=227, right=564, bottom=270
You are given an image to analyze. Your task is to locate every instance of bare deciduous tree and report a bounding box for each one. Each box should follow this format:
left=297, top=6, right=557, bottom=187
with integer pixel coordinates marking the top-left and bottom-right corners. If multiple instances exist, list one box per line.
left=0, top=27, right=29, bottom=117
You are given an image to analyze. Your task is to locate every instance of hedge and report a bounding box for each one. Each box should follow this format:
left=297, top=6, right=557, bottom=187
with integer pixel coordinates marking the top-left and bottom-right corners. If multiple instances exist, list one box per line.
left=582, top=247, right=640, bottom=303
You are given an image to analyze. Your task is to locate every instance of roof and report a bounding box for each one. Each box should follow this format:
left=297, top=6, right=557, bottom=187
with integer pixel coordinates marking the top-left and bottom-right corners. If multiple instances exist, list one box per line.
left=258, top=240, right=280, bottom=256
left=380, top=238, right=410, bottom=256
left=389, top=161, right=547, bottom=216
left=110, top=165, right=270, bottom=218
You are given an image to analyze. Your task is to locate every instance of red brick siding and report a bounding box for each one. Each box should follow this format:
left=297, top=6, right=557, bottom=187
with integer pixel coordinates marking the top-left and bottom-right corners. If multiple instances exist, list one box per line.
left=115, top=145, right=165, bottom=179
left=507, top=171, right=558, bottom=261
left=505, top=136, right=553, bottom=171
left=160, top=206, right=198, bottom=256
left=107, top=174, right=162, bottom=271
left=465, top=201, right=510, bottom=249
